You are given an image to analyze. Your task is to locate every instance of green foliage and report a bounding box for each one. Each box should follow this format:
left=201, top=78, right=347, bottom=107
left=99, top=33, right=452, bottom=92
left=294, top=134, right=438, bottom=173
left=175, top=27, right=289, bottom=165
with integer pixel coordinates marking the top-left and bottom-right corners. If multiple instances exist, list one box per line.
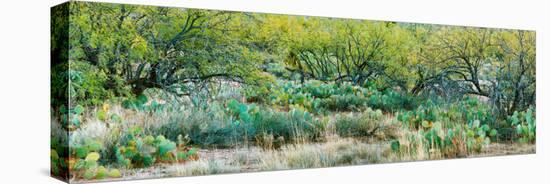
left=121, top=94, right=166, bottom=113
left=268, top=81, right=417, bottom=114
left=66, top=1, right=269, bottom=103
left=397, top=97, right=496, bottom=131
left=66, top=63, right=120, bottom=106
left=390, top=140, right=400, bottom=152
left=508, top=107, right=536, bottom=143
left=50, top=149, right=66, bottom=176
left=254, top=107, right=327, bottom=143
left=58, top=104, right=88, bottom=130
left=67, top=139, right=121, bottom=180
left=116, top=128, right=199, bottom=168
left=397, top=105, right=437, bottom=130
left=335, top=108, right=384, bottom=137
left=366, top=89, right=418, bottom=112
left=52, top=3, right=537, bottom=180
left=156, top=100, right=327, bottom=147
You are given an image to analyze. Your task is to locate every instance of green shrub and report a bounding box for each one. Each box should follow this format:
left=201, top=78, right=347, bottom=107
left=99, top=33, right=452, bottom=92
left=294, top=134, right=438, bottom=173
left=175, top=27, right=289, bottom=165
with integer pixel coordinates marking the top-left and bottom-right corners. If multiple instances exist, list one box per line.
left=182, top=106, right=251, bottom=147
left=254, top=108, right=326, bottom=143
left=335, top=108, right=384, bottom=137
left=156, top=100, right=327, bottom=148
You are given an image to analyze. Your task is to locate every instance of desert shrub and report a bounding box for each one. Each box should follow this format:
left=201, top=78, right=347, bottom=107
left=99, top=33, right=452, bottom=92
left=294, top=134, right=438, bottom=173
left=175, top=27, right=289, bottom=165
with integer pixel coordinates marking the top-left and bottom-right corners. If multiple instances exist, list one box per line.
left=243, top=81, right=275, bottom=103
left=227, top=99, right=327, bottom=144
left=183, top=103, right=253, bottom=147
left=156, top=100, right=327, bottom=148
left=227, top=99, right=327, bottom=143
left=253, top=108, right=327, bottom=143
left=335, top=108, right=384, bottom=137
left=154, top=101, right=254, bottom=147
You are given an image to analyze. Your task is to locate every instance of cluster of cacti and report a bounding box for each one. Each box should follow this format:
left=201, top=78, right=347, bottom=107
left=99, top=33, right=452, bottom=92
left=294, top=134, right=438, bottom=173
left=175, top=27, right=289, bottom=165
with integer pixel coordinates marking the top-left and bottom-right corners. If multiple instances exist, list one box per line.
left=397, top=97, right=497, bottom=130
left=122, top=94, right=166, bottom=112
left=397, top=105, right=438, bottom=130
left=456, top=98, right=496, bottom=127
left=463, top=120, right=498, bottom=152
left=227, top=99, right=258, bottom=124
left=263, top=81, right=420, bottom=115
left=59, top=105, right=85, bottom=130
left=68, top=139, right=122, bottom=180
left=433, top=120, right=497, bottom=155
left=319, top=94, right=368, bottom=112
left=116, top=130, right=199, bottom=168
left=50, top=149, right=67, bottom=177
left=272, top=88, right=324, bottom=113
left=95, top=103, right=123, bottom=124
left=366, top=89, right=418, bottom=112
left=391, top=120, right=498, bottom=158
left=51, top=137, right=69, bottom=178
left=508, top=107, right=536, bottom=143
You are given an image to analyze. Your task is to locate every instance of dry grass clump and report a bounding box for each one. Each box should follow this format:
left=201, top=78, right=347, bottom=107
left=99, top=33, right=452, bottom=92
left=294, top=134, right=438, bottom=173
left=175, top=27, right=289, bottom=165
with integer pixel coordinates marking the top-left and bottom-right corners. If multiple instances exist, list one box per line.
left=170, top=159, right=242, bottom=176
left=258, top=137, right=384, bottom=170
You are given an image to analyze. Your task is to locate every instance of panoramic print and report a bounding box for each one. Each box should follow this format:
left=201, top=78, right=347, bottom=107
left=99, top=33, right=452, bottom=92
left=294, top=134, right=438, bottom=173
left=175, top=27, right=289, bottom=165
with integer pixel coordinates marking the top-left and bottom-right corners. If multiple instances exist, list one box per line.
left=51, top=1, right=536, bottom=183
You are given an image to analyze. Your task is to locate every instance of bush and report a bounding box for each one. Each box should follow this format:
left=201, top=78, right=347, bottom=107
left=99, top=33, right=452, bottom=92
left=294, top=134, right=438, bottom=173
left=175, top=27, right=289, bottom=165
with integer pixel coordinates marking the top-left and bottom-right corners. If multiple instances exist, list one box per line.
left=319, top=95, right=368, bottom=112
left=253, top=108, right=327, bottom=143
left=183, top=102, right=253, bottom=147
left=156, top=100, right=327, bottom=148
left=335, top=108, right=384, bottom=137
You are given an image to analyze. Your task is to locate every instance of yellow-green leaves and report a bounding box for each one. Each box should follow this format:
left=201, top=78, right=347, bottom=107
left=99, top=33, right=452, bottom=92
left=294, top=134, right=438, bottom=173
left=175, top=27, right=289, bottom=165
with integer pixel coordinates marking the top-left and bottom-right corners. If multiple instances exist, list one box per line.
left=108, top=169, right=122, bottom=178
left=51, top=149, right=59, bottom=161
left=130, top=35, right=148, bottom=59
left=85, top=152, right=100, bottom=162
